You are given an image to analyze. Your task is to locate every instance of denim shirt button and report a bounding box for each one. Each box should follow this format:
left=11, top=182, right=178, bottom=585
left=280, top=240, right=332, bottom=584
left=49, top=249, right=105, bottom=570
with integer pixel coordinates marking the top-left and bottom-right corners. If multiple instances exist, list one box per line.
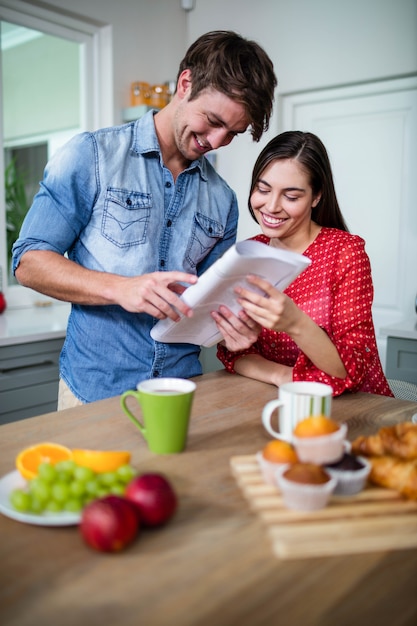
left=166, top=219, right=172, bottom=227
left=126, top=197, right=132, bottom=205
left=153, top=371, right=159, bottom=377
left=160, top=259, right=165, bottom=267
left=165, top=181, right=172, bottom=188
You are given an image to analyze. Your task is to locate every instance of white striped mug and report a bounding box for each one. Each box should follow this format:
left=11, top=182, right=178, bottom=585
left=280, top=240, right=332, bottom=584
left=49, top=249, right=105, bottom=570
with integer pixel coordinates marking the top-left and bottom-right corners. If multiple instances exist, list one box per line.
left=262, top=382, right=333, bottom=441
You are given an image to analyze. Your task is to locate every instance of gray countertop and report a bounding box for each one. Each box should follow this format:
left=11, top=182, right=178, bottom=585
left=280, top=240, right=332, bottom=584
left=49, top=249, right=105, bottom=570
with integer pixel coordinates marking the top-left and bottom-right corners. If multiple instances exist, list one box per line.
left=380, top=317, right=417, bottom=341
left=0, top=303, right=70, bottom=347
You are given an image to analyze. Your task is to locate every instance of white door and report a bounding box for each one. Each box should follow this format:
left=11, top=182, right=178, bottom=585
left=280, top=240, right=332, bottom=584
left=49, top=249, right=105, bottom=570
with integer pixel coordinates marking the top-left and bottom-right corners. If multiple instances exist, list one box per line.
left=282, top=77, right=417, bottom=369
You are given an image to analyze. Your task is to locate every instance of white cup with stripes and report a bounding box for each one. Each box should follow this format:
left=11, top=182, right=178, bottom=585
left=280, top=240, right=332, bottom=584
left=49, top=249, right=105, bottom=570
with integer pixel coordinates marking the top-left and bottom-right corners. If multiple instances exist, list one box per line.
left=262, top=381, right=333, bottom=441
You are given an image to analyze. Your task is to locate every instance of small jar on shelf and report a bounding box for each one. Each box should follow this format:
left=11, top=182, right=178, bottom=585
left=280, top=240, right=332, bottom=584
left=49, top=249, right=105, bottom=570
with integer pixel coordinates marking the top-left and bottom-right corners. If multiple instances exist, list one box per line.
left=130, top=81, right=151, bottom=107
left=148, top=84, right=171, bottom=109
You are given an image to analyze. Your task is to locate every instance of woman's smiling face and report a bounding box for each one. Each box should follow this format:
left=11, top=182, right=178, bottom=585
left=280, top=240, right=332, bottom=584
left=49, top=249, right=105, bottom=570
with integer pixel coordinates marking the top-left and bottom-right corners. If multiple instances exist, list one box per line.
left=250, top=158, right=321, bottom=245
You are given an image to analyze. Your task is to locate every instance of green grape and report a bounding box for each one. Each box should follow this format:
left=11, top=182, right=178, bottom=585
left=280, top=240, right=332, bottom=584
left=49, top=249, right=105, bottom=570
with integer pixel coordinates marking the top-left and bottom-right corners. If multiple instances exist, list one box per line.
left=85, top=479, right=100, bottom=497
left=116, top=464, right=136, bottom=484
left=55, top=459, right=76, bottom=474
left=51, top=482, right=70, bottom=503
left=73, top=465, right=95, bottom=483
left=69, top=480, right=87, bottom=498
left=29, top=478, right=51, bottom=504
left=55, top=469, right=73, bottom=484
left=10, top=489, right=31, bottom=512
left=29, top=495, right=44, bottom=514
left=45, top=500, right=63, bottom=513
left=109, top=483, right=126, bottom=496
left=96, top=487, right=110, bottom=498
left=38, top=462, right=57, bottom=483
left=99, top=471, right=118, bottom=487
left=64, top=498, right=83, bottom=513
left=9, top=460, right=140, bottom=516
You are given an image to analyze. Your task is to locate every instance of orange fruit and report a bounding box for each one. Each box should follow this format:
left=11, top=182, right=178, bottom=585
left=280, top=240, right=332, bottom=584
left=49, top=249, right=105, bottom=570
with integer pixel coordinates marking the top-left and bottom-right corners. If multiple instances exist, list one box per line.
left=294, top=415, right=339, bottom=438
left=262, top=440, right=298, bottom=464
left=16, top=442, right=73, bottom=480
left=71, top=449, right=131, bottom=473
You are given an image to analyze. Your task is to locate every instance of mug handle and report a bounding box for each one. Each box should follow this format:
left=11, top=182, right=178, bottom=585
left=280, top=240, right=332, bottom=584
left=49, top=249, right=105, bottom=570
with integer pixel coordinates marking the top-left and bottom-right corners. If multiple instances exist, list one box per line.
left=120, top=390, right=146, bottom=437
left=262, top=399, right=285, bottom=439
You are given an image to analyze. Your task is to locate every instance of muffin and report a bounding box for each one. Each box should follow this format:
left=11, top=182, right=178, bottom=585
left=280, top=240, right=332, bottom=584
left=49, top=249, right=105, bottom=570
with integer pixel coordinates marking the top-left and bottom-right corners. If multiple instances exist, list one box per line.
left=293, top=416, right=347, bottom=464
left=325, top=453, right=371, bottom=495
left=293, top=415, right=339, bottom=437
left=283, top=462, right=330, bottom=484
left=256, top=440, right=298, bottom=486
left=276, top=462, right=337, bottom=511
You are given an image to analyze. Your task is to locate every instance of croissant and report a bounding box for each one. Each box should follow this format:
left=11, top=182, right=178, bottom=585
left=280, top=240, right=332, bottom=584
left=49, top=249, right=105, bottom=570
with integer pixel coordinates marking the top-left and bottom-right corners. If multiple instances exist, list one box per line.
left=351, top=422, right=417, bottom=460
left=367, top=455, right=417, bottom=500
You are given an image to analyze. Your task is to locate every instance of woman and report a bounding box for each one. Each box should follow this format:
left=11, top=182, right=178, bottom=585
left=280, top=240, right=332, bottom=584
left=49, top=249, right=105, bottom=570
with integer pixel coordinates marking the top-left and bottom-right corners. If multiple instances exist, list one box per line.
left=212, top=131, right=392, bottom=396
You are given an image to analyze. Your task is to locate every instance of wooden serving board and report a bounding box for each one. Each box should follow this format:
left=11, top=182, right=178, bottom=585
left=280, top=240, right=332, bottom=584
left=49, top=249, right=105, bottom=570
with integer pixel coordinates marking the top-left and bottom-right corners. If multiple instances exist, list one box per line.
left=230, top=455, right=417, bottom=560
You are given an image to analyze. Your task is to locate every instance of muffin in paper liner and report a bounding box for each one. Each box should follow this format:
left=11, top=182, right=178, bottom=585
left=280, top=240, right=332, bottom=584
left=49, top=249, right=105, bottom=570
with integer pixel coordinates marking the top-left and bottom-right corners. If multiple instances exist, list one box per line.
left=256, top=451, right=287, bottom=486
left=293, top=423, right=347, bottom=465
left=275, top=463, right=337, bottom=511
left=325, top=454, right=371, bottom=496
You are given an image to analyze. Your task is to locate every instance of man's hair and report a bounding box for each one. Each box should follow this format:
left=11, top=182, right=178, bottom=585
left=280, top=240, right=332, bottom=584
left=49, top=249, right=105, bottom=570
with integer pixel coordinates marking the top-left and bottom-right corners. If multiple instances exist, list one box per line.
left=177, top=31, right=277, bottom=142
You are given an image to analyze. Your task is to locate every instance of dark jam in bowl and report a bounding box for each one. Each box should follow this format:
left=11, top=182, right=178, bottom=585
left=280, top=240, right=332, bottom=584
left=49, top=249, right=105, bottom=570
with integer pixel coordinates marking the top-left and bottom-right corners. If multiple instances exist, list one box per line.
left=325, top=453, right=364, bottom=471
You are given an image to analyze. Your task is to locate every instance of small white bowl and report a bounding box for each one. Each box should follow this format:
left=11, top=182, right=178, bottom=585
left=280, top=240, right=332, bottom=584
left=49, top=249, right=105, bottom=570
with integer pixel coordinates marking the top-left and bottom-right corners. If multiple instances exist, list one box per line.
left=293, top=423, right=347, bottom=465
left=325, top=454, right=371, bottom=496
left=275, top=464, right=337, bottom=511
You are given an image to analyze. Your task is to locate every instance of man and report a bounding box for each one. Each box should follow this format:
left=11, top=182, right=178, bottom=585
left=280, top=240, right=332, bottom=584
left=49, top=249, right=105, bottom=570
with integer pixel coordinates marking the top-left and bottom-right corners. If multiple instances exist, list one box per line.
left=12, top=30, right=277, bottom=407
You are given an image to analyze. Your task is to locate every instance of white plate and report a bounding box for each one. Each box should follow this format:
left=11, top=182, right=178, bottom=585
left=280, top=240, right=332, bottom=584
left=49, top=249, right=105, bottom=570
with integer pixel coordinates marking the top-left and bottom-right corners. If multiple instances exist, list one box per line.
left=0, top=470, right=81, bottom=526
left=412, top=413, right=417, bottom=424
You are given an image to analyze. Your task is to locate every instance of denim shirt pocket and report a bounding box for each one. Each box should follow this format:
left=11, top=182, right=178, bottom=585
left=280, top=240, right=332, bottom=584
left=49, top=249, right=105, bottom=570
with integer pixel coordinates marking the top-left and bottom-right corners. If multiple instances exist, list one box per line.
left=102, top=187, right=152, bottom=248
left=185, top=212, right=225, bottom=269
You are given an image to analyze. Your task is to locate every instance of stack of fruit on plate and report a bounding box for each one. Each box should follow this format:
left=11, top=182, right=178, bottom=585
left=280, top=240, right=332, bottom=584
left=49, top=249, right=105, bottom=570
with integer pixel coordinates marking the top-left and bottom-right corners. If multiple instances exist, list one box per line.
left=6, top=442, right=177, bottom=552
left=257, top=415, right=371, bottom=511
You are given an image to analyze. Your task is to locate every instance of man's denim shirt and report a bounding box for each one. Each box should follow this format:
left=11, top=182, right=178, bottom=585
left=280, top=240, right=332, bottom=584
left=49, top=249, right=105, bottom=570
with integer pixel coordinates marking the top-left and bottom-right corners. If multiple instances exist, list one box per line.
left=12, top=111, right=238, bottom=402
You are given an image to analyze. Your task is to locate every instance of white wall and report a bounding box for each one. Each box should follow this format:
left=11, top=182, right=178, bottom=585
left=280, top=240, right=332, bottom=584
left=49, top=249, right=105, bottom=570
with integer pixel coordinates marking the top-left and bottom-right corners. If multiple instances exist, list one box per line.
left=17, top=0, right=417, bottom=235
left=21, top=0, right=416, bottom=237
left=188, top=0, right=417, bottom=239
left=20, top=0, right=189, bottom=125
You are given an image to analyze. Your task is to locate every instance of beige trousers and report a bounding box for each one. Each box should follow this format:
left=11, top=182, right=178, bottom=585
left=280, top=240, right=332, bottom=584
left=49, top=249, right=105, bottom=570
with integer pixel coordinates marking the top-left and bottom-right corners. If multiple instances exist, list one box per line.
left=57, top=379, right=84, bottom=411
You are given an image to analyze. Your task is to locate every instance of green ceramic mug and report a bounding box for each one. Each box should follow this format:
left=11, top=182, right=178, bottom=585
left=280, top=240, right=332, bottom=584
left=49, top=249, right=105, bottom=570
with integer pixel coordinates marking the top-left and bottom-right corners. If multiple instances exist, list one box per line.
left=120, top=378, right=196, bottom=454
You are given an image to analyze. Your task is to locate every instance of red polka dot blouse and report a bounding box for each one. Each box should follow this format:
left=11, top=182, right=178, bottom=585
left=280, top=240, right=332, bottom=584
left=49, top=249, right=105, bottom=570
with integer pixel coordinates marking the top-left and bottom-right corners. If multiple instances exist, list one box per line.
left=216, top=228, right=393, bottom=397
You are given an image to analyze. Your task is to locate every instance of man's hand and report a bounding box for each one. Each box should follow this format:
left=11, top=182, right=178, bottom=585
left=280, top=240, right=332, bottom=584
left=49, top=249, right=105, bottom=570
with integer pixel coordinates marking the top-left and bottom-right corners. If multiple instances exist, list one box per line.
left=116, top=271, right=198, bottom=320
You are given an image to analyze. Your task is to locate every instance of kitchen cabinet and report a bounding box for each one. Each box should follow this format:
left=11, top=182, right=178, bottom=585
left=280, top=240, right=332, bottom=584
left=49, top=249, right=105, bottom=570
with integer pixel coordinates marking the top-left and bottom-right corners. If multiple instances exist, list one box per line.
left=0, top=303, right=69, bottom=424
left=0, top=338, right=64, bottom=424
left=381, top=318, right=417, bottom=384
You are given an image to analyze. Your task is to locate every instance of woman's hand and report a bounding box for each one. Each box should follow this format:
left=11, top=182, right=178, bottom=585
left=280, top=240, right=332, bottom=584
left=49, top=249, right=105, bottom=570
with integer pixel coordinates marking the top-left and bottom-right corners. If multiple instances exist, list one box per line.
left=234, top=275, right=302, bottom=334
left=211, top=305, right=261, bottom=352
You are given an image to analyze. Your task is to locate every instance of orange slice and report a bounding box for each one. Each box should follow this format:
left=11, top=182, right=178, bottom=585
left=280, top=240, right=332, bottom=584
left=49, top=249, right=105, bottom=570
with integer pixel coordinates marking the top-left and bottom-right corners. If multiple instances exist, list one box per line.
left=16, top=442, right=73, bottom=480
left=71, top=449, right=131, bottom=473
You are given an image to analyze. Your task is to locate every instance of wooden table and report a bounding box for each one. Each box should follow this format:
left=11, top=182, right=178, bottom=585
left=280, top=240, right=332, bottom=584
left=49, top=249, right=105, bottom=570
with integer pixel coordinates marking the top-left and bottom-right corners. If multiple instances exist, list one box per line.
left=1, top=371, right=416, bottom=626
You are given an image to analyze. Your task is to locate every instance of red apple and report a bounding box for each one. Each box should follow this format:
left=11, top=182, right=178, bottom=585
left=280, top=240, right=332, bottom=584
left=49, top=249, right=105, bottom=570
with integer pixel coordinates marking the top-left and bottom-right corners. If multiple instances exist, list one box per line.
left=125, top=473, right=177, bottom=527
left=80, top=495, right=140, bottom=552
